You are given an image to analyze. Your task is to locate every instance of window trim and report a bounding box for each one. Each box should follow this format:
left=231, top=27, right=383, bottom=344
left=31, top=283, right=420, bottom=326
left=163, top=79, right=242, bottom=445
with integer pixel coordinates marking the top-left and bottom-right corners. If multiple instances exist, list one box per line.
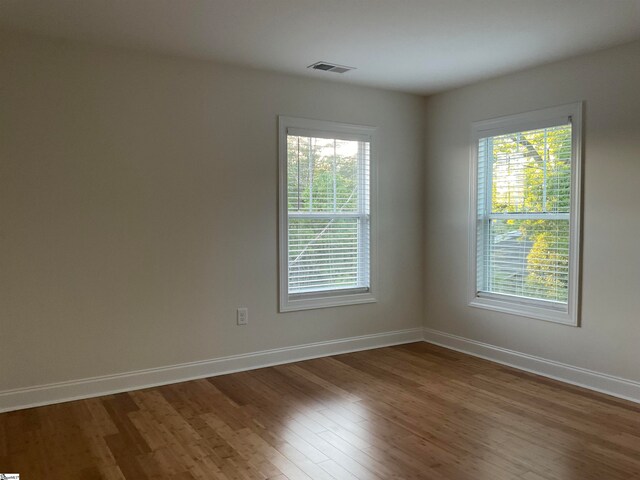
left=468, top=102, right=583, bottom=326
left=278, top=116, right=377, bottom=312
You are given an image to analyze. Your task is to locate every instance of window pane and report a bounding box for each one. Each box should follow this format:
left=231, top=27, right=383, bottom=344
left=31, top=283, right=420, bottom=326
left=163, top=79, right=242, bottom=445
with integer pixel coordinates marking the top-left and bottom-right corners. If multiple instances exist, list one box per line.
left=288, top=217, right=363, bottom=293
left=287, top=136, right=361, bottom=213
left=488, top=125, right=572, bottom=214
left=480, top=218, right=569, bottom=302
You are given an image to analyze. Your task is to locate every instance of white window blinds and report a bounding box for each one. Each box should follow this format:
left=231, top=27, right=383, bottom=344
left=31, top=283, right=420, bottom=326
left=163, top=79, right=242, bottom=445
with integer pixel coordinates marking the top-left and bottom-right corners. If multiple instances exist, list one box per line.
left=286, top=133, right=370, bottom=295
left=476, top=123, right=572, bottom=304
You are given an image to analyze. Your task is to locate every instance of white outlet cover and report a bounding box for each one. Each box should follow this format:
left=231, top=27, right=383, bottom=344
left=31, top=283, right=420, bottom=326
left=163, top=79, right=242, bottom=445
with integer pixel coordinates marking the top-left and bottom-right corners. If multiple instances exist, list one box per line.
left=237, top=307, right=248, bottom=325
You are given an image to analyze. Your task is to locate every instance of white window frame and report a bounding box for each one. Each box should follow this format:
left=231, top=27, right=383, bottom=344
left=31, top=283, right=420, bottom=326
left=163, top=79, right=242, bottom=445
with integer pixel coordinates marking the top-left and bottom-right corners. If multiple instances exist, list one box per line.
left=278, top=116, right=377, bottom=312
left=468, top=102, right=583, bottom=326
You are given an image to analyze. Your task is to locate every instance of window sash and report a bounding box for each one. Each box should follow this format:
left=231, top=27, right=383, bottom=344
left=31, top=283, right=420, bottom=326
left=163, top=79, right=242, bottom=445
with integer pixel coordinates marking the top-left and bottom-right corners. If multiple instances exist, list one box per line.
left=289, top=212, right=369, bottom=219
left=476, top=217, right=571, bottom=301
left=287, top=213, right=370, bottom=294
left=482, top=213, right=570, bottom=221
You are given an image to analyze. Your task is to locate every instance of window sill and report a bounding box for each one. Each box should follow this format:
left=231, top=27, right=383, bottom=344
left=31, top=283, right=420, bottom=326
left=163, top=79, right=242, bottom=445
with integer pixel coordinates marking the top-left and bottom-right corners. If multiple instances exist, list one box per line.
left=280, top=290, right=376, bottom=312
left=469, top=294, right=578, bottom=326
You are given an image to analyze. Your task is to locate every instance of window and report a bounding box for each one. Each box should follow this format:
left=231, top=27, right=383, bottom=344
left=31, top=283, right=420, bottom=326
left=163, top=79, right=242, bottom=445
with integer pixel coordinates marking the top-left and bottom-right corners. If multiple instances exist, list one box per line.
left=279, top=116, right=376, bottom=312
left=469, top=103, right=583, bottom=325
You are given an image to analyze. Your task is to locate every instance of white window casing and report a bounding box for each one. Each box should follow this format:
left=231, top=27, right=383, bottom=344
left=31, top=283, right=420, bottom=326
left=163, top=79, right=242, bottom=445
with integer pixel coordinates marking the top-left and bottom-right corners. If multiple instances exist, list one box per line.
left=468, top=102, right=583, bottom=325
left=279, top=116, right=377, bottom=312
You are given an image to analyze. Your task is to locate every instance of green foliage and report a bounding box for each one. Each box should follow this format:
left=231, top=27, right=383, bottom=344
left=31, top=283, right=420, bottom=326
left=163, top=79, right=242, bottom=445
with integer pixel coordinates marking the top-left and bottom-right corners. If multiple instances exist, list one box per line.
left=525, top=230, right=569, bottom=302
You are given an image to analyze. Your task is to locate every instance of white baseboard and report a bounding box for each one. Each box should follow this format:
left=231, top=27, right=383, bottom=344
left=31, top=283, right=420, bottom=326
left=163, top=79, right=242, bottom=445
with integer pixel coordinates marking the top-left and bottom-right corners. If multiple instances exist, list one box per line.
left=0, top=327, right=423, bottom=413
left=6, top=326, right=636, bottom=413
left=423, top=327, right=640, bottom=404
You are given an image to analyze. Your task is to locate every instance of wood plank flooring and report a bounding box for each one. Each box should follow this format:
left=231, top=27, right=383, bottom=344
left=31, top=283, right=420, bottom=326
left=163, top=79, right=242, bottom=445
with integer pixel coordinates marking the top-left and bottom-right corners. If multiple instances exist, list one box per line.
left=2, top=342, right=640, bottom=479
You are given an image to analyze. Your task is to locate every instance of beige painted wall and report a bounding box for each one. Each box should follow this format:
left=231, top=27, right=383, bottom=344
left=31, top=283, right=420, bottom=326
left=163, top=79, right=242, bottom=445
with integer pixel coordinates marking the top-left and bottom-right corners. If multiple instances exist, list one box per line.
left=424, top=41, right=640, bottom=382
left=0, top=32, right=425, bottom=391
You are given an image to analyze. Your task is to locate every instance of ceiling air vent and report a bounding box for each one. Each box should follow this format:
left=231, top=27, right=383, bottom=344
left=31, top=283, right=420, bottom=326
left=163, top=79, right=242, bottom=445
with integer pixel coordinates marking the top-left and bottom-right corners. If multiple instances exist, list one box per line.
left=308, top=61, right=355, bottom=74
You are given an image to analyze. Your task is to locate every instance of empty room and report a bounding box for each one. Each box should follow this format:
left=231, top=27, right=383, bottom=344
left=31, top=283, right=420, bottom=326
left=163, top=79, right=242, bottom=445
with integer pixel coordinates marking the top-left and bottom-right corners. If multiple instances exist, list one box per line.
left=1, top=1, right=640, bottom=479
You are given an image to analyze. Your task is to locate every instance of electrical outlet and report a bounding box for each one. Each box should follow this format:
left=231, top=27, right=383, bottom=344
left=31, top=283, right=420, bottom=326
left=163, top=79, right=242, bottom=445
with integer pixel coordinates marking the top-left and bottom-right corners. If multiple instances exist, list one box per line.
left=237, top=307, right=248, bottom=325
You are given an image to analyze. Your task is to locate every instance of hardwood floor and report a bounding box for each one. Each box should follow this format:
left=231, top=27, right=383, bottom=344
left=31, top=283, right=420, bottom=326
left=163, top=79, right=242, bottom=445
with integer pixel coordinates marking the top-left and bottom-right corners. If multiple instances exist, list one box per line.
left=2, top=342, right=640, bottom=479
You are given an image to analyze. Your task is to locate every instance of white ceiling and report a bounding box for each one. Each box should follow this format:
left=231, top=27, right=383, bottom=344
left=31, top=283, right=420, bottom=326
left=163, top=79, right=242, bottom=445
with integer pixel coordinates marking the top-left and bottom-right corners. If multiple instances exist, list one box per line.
left=2, top=0, right=640, bottom=94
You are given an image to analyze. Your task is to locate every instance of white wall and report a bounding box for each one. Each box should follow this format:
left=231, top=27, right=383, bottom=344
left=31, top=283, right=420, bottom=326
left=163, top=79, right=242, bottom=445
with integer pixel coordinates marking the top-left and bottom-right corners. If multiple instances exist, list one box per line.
left=424, top=41, right=640, bottom=382
left=0, top=31, right=425, bottom=393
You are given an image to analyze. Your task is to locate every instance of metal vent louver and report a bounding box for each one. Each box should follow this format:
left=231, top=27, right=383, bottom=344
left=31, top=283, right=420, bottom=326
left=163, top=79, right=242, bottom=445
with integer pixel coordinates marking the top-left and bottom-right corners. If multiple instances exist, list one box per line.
left=308, top=61, right=355, bottom=74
